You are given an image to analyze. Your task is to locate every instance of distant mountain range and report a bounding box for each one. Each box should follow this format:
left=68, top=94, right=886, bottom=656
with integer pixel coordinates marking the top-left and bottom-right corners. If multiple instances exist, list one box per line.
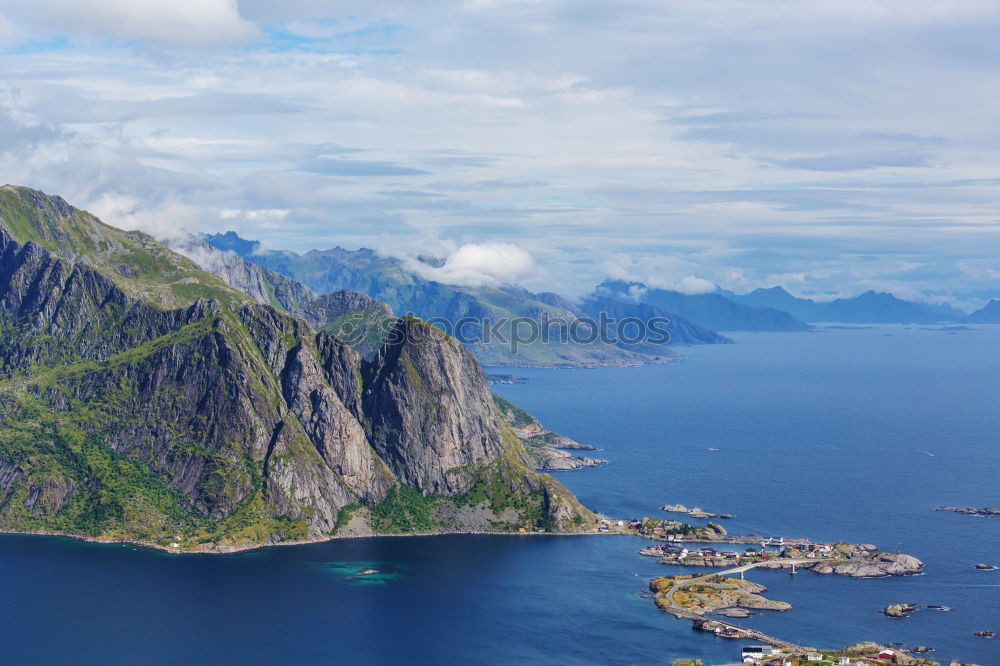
left=965, top=299, right=1000, bottom=323
left=203, top=233, right=998, bottom=368
left=203, top=232, right=730, bottom=367
left=595, top=280, right=812, bottom=332
left=723, top=285, right=966, bottom=324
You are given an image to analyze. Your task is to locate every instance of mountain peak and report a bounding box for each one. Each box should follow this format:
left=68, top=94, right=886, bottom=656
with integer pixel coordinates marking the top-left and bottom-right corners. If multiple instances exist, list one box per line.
left=201, top=231, right=261, bottom=257
left=753, top=285, right=793, bottom=296
left=0, top=185, right=249, bottom=310
left=965, top=298, right=1000, bottom=323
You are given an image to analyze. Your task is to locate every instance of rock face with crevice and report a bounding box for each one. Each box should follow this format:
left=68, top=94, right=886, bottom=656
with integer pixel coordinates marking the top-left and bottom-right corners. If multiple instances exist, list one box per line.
left=362, top=317, right=519, bottom=495
left=0, top=186, right=594, bottom=550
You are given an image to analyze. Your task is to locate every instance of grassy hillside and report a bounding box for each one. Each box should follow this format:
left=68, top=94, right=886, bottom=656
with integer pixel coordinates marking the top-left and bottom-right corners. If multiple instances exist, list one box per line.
left=0, top=186, right=247, bottom=310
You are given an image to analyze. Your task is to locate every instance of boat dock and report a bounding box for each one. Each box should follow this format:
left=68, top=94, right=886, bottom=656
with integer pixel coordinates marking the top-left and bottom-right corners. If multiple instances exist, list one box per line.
left=686, top=614, right=801, bottom=650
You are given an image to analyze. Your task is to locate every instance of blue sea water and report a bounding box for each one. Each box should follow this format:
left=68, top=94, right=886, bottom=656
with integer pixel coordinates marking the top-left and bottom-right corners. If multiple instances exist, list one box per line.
left=1, top=326, right=998, bottom=665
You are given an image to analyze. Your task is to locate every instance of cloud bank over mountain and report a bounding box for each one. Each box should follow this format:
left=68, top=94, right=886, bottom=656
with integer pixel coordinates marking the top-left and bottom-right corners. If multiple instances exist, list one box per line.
left=0, top=0, right=998, bottom=307
left=407, top=242, right=537, bottom=288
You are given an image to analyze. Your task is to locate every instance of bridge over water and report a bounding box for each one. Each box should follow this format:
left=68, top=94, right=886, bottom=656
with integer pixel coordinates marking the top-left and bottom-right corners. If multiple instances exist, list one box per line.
left=658, top=558, right=830, bottom=651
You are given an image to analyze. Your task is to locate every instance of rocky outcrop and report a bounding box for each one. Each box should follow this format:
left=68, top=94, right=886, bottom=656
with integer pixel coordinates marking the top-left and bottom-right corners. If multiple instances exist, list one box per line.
left=935, top=505, right=1000, bottom=517
left=0, top=227, right=199, bottom=372
left=883, top=603, right=918, bottom=618
left=660, top=504, right=731, bottom=520
left=529, top=447, right=609, bottom=471
left=361, top=317, right=518, bottom=495
left=303, top=290, right=395, bottom=361
left=178, top=238, right=316, bottom=314
left=532, top=432, right=596, bottom=450
left=492, top=392, right=606, bottom=471
left=486, top=374, right=527, bottom=385
left=301, top=289, right=389, bottom=329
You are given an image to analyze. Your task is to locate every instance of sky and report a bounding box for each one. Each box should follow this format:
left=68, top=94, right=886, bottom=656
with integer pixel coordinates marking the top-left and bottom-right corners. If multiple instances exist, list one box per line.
left=1, top=1, right=999, bottom=308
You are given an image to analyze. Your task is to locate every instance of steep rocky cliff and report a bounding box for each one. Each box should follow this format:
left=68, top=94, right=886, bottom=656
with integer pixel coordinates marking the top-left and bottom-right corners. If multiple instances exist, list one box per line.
left=304, top=290, right=395, bottom=361
left=180, top=239, right=316, bottom=314
left=0, top=185, right=594, bottom=551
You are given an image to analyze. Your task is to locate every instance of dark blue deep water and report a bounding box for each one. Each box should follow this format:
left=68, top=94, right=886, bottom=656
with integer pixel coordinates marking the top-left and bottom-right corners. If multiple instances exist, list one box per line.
left=2, top=326, right=998, bottom=665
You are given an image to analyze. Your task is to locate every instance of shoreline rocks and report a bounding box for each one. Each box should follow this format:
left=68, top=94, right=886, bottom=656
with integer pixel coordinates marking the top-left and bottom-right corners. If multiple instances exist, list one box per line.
left=537, top=433, right=598, bottom=450
left=660, top=504, right=733, bottom=520
left=533, top=451, right=611, bottom=471
left=935, top=505, right=1000, bottom=517
left=486, top=374, right=528, bottom=385
left=496, top=394, right=605, bottom=471
left=883, top=603, right=918, bottom=618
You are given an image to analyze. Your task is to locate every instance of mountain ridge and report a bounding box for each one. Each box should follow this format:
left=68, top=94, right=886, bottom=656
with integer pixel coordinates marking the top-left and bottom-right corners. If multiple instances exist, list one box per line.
left=725, top=284, right=966, bottom=324
left=596, top=280, right=812, bottom=332
left=965, top=298, right=1000, bottom=323
left=0, top=186, right=594, bottom=552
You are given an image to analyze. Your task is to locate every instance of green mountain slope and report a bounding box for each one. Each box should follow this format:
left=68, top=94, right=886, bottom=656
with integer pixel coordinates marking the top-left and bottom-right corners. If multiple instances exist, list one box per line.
left=0, top=187, right=248, bottom=310
left=0, top=186, right=594, bottom=551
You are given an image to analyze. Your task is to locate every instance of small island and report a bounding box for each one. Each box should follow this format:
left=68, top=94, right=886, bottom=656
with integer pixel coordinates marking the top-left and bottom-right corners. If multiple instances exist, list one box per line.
left=883, top=603, right=919, bottom=618
left=660, top=504, right=735, bottom=520
left=486, top=374, right=528, bottom=385
left=645, top=540, right=923, bottom=578
left=650, top=573, right=792, bottom=617
left=935, top=506, right=1000, bottom=517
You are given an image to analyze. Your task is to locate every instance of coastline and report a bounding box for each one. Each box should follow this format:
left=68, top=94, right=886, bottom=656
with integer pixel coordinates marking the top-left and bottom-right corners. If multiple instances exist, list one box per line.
left=0, top=525, right=622, bottom=556
left=481, top=356, right=676, bottom=370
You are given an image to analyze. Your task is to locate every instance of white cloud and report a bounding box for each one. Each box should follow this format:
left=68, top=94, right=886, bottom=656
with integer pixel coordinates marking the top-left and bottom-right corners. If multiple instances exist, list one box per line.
left=219, top=208, right=291, bottom=222
left=645, top=275, right=717, bottom=295
left=3, top=0, right=259, bottom=49
left=675, top=276, right=717, bottom=295
left=407, top=242, right=536, bottom=287
left=626, top=284, right=647, bottom=302
left=0, top=1, right=999, bottom=303
left=85, top=192, right=203, bottom=244
left=0, top=12, right=16, bottom=47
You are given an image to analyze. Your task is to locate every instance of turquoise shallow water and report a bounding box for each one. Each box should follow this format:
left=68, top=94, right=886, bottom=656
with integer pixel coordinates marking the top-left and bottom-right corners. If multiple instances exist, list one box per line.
left=319, top=560, right=409, bottom=585
left=1, top=325, right=998, bottom=664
